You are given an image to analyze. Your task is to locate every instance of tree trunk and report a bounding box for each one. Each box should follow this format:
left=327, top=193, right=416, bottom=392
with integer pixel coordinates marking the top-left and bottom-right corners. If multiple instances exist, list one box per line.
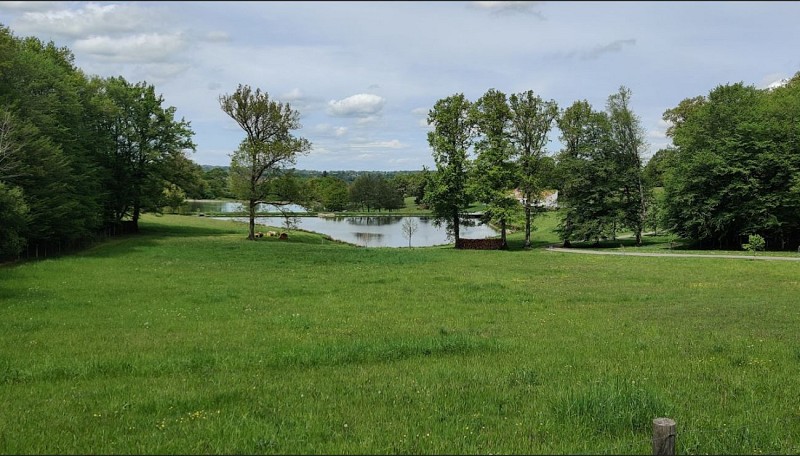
left=453, top=208, right=460, bottom=247
left=248, top=198, right=256, bottom=240
left=523, top=200, right=532, bottom=249
left=132, top=203, right=141, bottom=233
left=500, top=218, right=508, bottom=249
left=636, top=174, right=646, bottom=246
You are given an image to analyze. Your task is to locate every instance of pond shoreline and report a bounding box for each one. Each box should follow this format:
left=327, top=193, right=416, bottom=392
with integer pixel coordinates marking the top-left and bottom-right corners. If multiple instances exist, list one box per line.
left=215, top=215, right=498, bottom=248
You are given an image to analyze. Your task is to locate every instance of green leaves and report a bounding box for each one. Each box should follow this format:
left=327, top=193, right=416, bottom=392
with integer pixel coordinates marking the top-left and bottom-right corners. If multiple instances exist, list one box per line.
left=742, top=234, right=766, bottom=256
left=221, top=85, right=312, bottom=240
left=425, top=94, right=474, bottom=242
left=663, top=76, right=800, bottom=249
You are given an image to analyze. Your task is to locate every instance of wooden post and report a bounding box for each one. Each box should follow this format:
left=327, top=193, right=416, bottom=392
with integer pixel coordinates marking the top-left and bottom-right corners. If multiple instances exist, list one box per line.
left=652, top=417, right=676, bottom=456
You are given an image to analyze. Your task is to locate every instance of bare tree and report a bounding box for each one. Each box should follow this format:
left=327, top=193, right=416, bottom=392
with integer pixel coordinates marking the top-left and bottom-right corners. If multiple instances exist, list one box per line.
left=401, top=217, right=419, bottom=247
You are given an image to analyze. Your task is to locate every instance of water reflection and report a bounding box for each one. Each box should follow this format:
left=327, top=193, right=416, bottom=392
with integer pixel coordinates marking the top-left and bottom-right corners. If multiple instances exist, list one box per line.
left=346, top=216, right=402, bottom=226
left=354, top=232, right=385, bottom=247
left=178, top=200, right=307, bottom=214
left=216, top=215, right=497, bottom=248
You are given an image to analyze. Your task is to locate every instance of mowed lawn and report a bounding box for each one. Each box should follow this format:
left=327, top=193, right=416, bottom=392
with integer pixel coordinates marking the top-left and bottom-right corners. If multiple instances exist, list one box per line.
left=1, top=214, right=799, bottom=454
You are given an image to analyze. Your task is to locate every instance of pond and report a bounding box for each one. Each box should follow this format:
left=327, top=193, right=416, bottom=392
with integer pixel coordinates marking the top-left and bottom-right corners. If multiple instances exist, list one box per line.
left=178, top=199, right=307, bottom=214
left=217, top=215, right=498, bottom=248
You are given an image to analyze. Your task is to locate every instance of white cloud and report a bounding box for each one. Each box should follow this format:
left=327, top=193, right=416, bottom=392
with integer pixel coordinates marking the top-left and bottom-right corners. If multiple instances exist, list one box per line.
left=0, top=1, right=61, bottom=12
left=13, top=3, right=160, bottom=38
left=73, top=33, right=188, bottom=63
left=281, top=88, right=304, bottom=101
left=313, top=124, right=348, bottom=137
left=470, top=1, right=544, bottom=17
left=351, top=140, right=405, bottom=149
left=355, top=115, right=381, bottom=125
left=411, top=107, right=428, bottom=116
left=327, top=93, right=386, bottom=117
left=566, top=39, right=636, bottom=60
left=760, top=73, right=789, bottom=90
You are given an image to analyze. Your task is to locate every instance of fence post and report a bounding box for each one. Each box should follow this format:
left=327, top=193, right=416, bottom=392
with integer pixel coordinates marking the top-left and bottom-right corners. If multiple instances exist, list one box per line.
left=652, top=417, right=676, bottom=455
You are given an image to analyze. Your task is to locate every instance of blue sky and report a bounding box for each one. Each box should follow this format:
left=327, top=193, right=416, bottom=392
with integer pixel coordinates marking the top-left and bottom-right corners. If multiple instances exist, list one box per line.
left=1, top=1, right=798, bottom=171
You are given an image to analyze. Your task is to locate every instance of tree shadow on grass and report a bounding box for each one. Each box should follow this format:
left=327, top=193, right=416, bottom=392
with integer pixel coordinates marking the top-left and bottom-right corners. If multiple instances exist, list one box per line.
left=139, top=219, right=242, bottom=238
left=72, top=219, right=244, bottom=259
left=561, top=235, right=698, bottom=251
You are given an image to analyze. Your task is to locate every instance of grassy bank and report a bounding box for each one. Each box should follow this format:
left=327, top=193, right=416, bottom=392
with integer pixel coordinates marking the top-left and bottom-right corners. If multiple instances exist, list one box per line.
left=1, top=214, right=798, bottom=454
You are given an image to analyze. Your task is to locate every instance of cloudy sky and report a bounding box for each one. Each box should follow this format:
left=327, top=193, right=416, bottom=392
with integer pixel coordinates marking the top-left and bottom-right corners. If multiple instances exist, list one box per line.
left=1, top=1, right=798, bottom=171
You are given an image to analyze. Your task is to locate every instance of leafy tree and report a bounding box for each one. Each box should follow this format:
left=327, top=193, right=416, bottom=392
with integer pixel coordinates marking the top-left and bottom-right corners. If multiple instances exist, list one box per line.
left=349, top=173, right=381, bottom=211
left=203, top=167, right=233, bottom=199
left=0, top=110, right=21, bottom=181
left=0, top=28, right=104, bottom=252
left=220, top=84, right=311, bottom=240
left=414, top=166, right=433, bottom=205
left=101, top=76, right=196, bottom=230
left=742, top=233, right=765, bottom=256
left=0, top=182, right=28, bottom=258
left=377, top=178, right=404, bottom=211
left=555, top=100, right=616, bottom=245
left=643, top=147, right=676, bottom=188
left=162, top=183, right=186, bottom=214
left=537, top=155, right=559, bottom=191
left=606, top=86, right=648, bottom=245
left=424, top=93, right=475, bottom=245
left=662, top=78, right=800, bottom=249
left=349, top=173, right=403, bottom=212
left=508, top=90, right=559, bottom=248
left=307, top=175, right=349, bottom=211
left=0, top=110, right=27, bottom=257
left=269, top=171, right=307, bottom=231
left=471, top=88, right=518, bottom=249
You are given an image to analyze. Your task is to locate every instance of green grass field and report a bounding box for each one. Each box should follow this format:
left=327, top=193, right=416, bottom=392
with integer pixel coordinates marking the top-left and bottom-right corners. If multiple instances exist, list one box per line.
left=1, top=214, right=799, bottom=454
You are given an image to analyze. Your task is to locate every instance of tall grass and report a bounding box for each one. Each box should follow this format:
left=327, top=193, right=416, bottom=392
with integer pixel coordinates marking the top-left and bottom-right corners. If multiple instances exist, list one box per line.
left=1, top=214, right=798, bottom=454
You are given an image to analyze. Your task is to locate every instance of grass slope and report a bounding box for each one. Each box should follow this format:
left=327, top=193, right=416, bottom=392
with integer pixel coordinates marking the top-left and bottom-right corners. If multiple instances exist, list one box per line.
left=1, top=214, right=798, bottom=454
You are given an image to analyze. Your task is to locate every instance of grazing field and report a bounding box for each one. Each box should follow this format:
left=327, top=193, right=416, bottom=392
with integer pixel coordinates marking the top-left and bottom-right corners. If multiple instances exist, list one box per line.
left=1, top=214, right=799, bottom=454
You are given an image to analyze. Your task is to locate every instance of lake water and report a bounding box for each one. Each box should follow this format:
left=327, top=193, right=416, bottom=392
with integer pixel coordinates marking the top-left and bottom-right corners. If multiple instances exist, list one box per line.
left=217, top=215, right=498, bottom=248
left=178, top=200, right=307, bottom=214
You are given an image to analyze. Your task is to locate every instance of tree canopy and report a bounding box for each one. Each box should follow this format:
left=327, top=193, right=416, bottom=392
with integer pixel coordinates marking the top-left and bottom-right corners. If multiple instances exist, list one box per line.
left=662, top=76, right=800, bottom=249
left=220, top=84, right=311, bottom=240
left=0, top=26, right=196, bottom=259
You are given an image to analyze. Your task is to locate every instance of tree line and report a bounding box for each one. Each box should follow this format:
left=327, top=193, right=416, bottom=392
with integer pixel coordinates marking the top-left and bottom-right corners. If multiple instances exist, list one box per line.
left=0, top=26, right=196, bottom=260
left=182, top=166, right=428, bottom=213
left=424, top=75, right=800, bottom=251
left=424, top=87, right=647, bottom=249
left=659, top=75, right=800, bottom=249
left=3, top=22, right=797, bottom=255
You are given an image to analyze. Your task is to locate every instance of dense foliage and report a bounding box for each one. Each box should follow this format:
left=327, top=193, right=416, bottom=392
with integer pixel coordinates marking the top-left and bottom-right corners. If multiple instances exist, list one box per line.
left=554, top=87, right=649, bottom=246
left=4, top=19, right=797, bottom=256
left=662, top=75, right=800, bottom=249
left=0, top=26, right=195, bottom=259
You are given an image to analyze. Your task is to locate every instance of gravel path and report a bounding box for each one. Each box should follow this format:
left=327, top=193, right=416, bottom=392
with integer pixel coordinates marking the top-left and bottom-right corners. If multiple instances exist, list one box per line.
left=546, top=246, right=800, bottom=262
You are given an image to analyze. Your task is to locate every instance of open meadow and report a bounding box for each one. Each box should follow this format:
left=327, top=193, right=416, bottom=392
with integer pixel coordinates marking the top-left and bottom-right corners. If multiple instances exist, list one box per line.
left=1, top=214, right=799, bottom=454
